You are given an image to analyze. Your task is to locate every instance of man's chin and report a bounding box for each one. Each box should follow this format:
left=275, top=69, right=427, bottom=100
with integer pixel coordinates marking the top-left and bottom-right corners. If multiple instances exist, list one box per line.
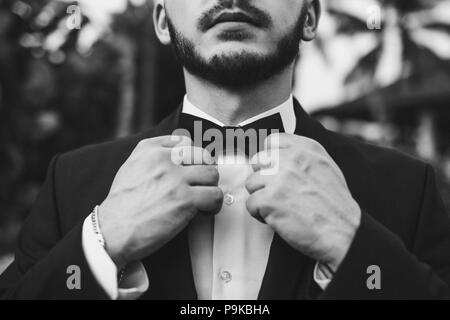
left=203, top=46, right=268, bottom=63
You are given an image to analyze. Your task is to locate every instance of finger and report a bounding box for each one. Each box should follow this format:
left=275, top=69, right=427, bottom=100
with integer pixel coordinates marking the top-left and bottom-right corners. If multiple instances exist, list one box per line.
left=264, top=133, right=293, bottom=150
left=171, top=146, right=215, bottom=166
left=191, top=186, right=224, bottom=215
left=272, top=135, right=347, bottom=183
left=164, top=135, right=193, bottom=148
left=245, top=172, right=268, bottom=194
left=183, top=165, right=219, bottom=186
left=273, top=134, right=325, bottom=155
left=250, top=149, right=276, bottom=173
left=139, top=135, right=193, bottom=148
left=245, top=190, right=267, bottom=224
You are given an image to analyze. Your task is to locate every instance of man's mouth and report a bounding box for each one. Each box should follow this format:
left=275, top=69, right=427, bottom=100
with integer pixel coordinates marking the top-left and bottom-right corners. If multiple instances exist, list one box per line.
left=208, top=11, right=261, bottom=29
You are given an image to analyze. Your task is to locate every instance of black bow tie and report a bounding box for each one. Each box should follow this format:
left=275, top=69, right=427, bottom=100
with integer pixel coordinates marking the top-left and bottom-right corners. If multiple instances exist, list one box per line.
left=177, top=113, right=285, bottom=158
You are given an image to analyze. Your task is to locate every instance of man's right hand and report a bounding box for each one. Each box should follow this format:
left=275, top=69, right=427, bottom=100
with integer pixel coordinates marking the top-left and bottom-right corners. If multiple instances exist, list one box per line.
left=98, top=135, right=223, bottom=269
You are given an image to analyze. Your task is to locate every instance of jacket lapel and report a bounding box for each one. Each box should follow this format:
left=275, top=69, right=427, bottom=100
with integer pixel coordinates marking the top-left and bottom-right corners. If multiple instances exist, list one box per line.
left=258, top=99, right=377, bottom=299
left=258, top=100, right=320, bottom=300
left=140, top=106, right=198, bottom=300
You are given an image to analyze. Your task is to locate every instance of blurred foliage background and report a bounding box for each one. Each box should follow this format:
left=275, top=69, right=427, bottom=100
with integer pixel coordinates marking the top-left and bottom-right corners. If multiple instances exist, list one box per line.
left=0, top=0, right=449, bottom=271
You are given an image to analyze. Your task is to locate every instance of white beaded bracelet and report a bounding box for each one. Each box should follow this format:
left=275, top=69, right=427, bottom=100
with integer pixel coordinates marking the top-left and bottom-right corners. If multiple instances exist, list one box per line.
left=90, top=206, right=125, bottom=284
left=90, top=206, right=105, bottom=248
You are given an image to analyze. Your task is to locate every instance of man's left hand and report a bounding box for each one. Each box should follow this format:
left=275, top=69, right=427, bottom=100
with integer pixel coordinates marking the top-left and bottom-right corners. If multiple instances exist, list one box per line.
left=245, top=133, right=361, bottom=271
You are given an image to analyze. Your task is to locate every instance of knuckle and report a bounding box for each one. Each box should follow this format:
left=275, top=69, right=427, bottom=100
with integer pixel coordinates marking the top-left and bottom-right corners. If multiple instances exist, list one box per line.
left=175, top=183, right=191, bottom=201
left=284, top=148, right=301, bottom=163
left=152, top=165, right=169, bottom=180
left=137, top=139, right=149, bottom=148
left=295, top=136, right=317, bottom=151
left=277, top=132, right=291, bottom=142
left=316, top=155, right=330, bottom=167
left=207, top=166, right=220, bottom=184
left=299, top=156, right=313, bottom=173
left=177, top=196, right=195, bottom=214
left=178, top=135, right=193, bottom=145
left=212, top=187, right=224, bottom=203
left=151, top=147, right=169, bottom=162
left=307, top=138, right=325, bottom=153
left=202, top=149, right=214, bottom=163
left=140, top=137, right=162, bottom=148
left=264, top=214, right=275, bottom=226
left=130, top=140, right=149, bottom=157
left=282, top=167, right=300, bottom=181
left=292, top=147, right=305, bottom=160
left=245, top=178, right=253, bottom=191
left=246, top=197, right=256, bottom=213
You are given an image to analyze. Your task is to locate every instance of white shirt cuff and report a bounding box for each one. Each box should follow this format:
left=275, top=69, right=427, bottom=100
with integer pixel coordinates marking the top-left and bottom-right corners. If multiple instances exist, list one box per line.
left=81, top=216, right=149, bottom=300
left=313, top=262, right=332, bottom=290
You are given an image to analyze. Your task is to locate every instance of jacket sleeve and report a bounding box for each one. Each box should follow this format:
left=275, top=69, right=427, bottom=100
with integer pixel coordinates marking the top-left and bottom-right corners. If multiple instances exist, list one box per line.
left=320, top=165, right=450, bottom=299
left=0, top=156, right=109, bottom=299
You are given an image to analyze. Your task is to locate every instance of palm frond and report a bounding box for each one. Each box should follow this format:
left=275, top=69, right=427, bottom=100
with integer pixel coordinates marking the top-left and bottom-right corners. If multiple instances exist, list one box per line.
left=402, top=28, right=450, bottom=76
left=344, top=42, right=383, bottom=85
left=422, top=22, right=450, bottom=34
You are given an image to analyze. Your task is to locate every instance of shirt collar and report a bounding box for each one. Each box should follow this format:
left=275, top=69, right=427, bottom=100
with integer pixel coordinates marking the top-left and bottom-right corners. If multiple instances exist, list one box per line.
left=182, top=94, right=297, bottom=134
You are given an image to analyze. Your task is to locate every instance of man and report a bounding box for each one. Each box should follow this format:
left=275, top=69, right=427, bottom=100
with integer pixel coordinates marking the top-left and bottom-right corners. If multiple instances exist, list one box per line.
left=1, top=0, right=450, bottom=300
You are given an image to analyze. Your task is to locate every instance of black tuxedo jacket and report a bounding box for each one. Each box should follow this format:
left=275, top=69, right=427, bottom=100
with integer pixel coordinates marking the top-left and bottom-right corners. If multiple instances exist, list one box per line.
left=1, top=100, right=450, bottom=300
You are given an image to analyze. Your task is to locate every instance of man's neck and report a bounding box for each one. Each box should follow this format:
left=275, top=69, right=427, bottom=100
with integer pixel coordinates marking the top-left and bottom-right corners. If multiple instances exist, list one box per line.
left=184, top=65, right=295, bottom=126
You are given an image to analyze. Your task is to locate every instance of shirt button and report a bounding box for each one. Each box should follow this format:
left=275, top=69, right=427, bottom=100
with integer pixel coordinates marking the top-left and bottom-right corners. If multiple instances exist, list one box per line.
left=220, top=271, right=232, bottom=283
left=224, top=193, right=234, bottom=205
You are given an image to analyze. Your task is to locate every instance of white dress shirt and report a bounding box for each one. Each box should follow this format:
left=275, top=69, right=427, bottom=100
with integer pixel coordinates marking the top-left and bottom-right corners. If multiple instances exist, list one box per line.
left=82, top=95, right=331, bottom=300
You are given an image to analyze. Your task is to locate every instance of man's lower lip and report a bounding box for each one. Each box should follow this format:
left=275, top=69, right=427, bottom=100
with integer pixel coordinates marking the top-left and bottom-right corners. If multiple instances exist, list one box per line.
left=212, top=21, right=256, bottom=28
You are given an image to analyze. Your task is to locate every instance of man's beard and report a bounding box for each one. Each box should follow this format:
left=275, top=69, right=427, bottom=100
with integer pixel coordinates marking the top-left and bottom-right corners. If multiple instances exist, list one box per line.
left=166, top=11, right=307, bottom=89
